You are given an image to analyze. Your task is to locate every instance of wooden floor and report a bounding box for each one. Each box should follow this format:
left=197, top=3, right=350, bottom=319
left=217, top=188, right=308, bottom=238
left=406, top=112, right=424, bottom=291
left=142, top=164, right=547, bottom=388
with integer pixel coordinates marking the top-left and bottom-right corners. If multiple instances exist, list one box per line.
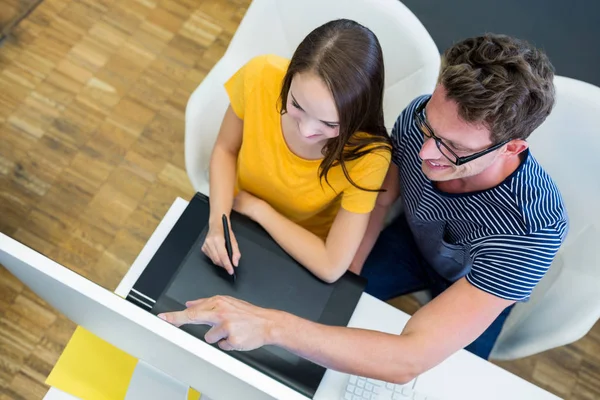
left=0, top=0, right=598, bottom=399
left=0, top=0, right=43, bottom=39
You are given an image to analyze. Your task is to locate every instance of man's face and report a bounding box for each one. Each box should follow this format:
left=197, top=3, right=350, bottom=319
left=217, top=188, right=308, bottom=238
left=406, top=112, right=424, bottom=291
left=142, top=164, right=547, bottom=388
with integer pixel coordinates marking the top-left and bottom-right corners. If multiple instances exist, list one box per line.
left=418, top=85, right=502, bottom=182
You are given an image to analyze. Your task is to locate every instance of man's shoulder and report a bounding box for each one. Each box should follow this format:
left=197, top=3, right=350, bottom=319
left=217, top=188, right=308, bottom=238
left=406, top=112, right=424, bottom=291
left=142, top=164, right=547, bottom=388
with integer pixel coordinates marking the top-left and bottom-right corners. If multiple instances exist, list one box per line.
left=389, top=95, right=430, bottom=167
left=499, top=152, right=568, bottom=235
left=391, top=94, right=431, bottom=138
left=467, top=156, right=569, bottom=301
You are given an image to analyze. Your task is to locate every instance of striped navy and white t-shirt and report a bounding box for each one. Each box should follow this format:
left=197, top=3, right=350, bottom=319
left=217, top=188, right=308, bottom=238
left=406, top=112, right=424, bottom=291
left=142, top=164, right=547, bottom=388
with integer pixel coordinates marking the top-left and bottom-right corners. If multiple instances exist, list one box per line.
left=393, top=96, right=569, bottom=301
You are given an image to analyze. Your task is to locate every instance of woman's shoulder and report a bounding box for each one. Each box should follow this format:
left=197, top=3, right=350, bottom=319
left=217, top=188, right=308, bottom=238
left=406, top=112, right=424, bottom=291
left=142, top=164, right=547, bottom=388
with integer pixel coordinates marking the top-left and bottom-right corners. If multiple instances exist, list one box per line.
left=242, top=54, right=290, bottom=82
left=345, top=133, right=392, bottom=164
left=341, top=134, right=392, bottom=182
left=334, top=135, right=391, bottom=195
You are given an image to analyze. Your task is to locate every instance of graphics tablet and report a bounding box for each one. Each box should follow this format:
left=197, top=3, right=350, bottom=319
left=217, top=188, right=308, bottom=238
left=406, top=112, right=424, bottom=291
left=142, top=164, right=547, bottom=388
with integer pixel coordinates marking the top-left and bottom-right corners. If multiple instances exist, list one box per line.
left=125, top=193, right=366, bottom=398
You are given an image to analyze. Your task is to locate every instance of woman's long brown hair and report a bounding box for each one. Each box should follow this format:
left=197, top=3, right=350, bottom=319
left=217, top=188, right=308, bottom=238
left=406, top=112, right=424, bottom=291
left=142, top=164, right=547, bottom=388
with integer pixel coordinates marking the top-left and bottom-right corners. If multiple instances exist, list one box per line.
left=279, top=19, right=391, bottom=192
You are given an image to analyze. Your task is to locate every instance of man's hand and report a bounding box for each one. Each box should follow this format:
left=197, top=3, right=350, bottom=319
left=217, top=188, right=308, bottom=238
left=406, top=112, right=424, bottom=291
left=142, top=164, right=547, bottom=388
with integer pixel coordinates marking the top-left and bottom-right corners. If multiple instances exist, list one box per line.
left=158, top=296, right=281, bottom=351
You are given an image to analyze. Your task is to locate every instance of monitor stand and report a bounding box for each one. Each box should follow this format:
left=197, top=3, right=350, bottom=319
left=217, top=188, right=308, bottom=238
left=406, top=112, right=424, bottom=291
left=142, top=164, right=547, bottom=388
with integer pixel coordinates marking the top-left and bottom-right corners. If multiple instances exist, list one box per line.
left=125, top=360, right=213, bottom=400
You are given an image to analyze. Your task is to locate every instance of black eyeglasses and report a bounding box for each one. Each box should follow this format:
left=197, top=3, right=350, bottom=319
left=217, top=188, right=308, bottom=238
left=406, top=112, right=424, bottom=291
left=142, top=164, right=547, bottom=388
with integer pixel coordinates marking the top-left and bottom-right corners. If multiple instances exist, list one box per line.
left=413, top=99, right=509, bottom=166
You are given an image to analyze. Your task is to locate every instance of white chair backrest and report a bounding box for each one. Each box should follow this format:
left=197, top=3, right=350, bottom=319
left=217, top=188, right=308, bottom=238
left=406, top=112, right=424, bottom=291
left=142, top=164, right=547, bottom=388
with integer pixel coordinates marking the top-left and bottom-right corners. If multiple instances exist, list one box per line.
left=225, top=0, right=441, bottom=128
left=184, top=0, right=440, bottom=193
left=491, top=76, right=600, bottom=360
left=535, top=76, right=600, bottom=238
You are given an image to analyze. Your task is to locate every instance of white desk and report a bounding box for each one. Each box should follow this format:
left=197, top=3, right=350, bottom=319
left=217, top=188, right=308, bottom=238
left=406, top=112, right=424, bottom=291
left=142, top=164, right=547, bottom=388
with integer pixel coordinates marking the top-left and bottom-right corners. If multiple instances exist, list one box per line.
left=45, top=198, right=559, bottom=400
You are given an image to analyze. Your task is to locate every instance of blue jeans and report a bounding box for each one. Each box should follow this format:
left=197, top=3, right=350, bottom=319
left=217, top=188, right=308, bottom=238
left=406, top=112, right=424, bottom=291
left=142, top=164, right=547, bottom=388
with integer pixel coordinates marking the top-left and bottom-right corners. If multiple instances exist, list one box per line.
left=361, top=214, right=513, bottom=360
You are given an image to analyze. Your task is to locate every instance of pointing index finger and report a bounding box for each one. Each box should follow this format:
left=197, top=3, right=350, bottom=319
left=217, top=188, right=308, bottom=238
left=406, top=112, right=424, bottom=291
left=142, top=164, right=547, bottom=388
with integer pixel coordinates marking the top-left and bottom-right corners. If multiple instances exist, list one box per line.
left=158, top=307, right=221, bottom=328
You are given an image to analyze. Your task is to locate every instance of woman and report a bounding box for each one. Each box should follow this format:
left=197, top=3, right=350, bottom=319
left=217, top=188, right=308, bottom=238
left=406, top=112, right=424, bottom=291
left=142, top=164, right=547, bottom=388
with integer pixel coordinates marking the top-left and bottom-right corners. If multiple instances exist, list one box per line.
left=202, top=19, right=391, bottom=283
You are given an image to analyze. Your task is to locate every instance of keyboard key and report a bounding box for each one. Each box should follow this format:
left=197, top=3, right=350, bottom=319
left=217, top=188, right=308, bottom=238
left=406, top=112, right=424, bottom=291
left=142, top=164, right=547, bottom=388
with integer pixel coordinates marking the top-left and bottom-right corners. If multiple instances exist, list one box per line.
left=344, top=375, right=431, bottom=400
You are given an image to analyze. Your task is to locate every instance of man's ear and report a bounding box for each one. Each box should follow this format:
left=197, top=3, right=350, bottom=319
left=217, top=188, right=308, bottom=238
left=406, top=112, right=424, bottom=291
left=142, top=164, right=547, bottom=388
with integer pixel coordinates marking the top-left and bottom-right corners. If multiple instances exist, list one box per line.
left=504, top=139, right=528, bottom=157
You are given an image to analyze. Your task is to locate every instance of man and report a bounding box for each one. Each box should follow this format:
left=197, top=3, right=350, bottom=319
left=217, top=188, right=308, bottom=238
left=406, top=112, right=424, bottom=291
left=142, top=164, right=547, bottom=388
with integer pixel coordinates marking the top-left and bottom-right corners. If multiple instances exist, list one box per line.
left=159, top=34, right=568, bottom=384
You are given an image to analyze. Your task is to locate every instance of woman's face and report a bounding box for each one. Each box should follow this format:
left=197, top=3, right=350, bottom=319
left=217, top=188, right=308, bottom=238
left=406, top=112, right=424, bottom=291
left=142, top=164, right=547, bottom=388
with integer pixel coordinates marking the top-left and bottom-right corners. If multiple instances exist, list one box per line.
left=285, top=71, right=340, bottom=144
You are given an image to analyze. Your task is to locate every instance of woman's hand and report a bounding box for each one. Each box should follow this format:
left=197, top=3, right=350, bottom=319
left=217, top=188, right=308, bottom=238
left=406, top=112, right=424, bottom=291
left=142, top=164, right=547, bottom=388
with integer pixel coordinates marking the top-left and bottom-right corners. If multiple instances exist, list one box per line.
left=232, top=191, right=268, bottom=221
left=201, top=218, right=241, bottom=275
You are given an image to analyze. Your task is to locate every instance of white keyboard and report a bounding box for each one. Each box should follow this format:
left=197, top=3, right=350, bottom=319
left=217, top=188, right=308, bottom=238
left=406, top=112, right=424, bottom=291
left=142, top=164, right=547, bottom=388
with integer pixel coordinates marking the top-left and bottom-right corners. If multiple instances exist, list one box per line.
left=342, top=375, right=439, bottom=400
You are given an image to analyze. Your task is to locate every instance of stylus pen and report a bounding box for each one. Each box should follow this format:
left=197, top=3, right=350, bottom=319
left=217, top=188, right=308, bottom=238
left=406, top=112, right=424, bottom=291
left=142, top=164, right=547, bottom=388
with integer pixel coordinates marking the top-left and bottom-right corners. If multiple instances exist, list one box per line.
left=222, top=214, right=236, bottom=282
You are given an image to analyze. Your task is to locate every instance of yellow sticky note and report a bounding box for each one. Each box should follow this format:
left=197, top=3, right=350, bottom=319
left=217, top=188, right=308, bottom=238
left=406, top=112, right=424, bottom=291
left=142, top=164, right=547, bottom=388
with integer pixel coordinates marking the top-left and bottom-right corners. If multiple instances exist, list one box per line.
left=46, top=326, right=138, bottom=400
left=187, top=387, right=201, bottom=400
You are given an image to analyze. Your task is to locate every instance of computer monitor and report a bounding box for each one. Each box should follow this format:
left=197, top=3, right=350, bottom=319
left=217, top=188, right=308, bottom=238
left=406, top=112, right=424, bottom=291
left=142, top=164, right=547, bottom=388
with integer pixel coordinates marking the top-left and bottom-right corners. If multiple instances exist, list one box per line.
left=0, top=232, right=307, bottom=400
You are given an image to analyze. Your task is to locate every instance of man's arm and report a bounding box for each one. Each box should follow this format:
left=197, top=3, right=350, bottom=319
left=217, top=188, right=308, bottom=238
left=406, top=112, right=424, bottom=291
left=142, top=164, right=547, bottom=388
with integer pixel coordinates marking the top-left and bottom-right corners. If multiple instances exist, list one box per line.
left=349, top=163, right=401, bottom=274
left=160, top=278, right=514, bottom=384
left=271, top=278, right=514, bottom=383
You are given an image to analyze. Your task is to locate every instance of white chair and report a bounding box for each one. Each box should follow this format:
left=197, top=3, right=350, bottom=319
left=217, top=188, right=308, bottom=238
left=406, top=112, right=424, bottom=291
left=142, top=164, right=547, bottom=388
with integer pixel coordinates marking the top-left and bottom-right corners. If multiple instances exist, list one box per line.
left=490, top=76, right=600, bottom=360
left=184, top=0, right=440, bottom=195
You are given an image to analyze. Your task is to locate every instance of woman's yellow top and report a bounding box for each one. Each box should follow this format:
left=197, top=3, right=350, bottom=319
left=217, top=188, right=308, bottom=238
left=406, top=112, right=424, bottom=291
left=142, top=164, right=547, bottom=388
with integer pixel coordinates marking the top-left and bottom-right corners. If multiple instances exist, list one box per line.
left=224, top=54, right=391, bottom=240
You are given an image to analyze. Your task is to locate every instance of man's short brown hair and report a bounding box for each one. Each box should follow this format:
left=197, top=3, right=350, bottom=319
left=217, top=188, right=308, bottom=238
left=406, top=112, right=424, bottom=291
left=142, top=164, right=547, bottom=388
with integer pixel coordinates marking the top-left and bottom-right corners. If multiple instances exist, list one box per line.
left=440, top=34, right=555, bottom=143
